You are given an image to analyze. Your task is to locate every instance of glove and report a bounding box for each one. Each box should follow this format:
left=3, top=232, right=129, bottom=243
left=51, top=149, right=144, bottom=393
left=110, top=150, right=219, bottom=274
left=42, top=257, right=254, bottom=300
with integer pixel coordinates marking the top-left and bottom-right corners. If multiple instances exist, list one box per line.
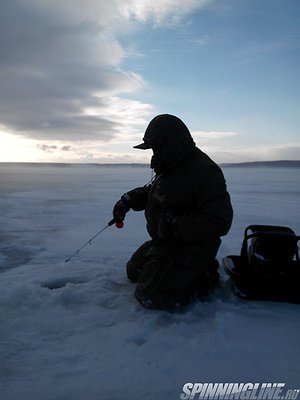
left=113, top=185, right=150, bottom=223
left=113, top=197, right=130, bottom=222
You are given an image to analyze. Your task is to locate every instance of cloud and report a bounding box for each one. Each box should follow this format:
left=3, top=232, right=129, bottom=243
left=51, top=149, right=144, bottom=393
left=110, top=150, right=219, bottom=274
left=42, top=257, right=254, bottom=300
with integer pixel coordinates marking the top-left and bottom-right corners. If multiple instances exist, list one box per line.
left=121, top=0, right=211, bottom=24
left=0, top=0, right=212, bottom=143
left=36, top=144, right=58, bottom=153
left=201, top=142, right=300, bottom=164
left=192, top=130, right=239, bottom=139
left=192, top=130, right=239, bottom=152
left=60, top=145, right=72, bottom=152
left=251, top=142, right=300, bottom=161
left=37, top=143, right=76, bottom=153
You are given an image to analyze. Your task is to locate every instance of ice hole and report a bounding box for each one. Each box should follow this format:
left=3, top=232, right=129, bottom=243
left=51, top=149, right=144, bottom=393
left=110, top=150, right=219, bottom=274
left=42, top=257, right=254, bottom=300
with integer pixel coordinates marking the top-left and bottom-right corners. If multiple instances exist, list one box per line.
left=41, top=276, right=89, bottom=290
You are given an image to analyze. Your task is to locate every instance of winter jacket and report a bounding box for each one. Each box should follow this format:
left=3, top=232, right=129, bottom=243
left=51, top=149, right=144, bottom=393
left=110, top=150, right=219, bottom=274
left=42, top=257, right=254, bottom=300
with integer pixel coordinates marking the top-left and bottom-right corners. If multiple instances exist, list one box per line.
left=150, top=147, right=232, bottom=242
left=129, top=147, right=233, bottom=243
left=127, top=114, right=233, bottom=244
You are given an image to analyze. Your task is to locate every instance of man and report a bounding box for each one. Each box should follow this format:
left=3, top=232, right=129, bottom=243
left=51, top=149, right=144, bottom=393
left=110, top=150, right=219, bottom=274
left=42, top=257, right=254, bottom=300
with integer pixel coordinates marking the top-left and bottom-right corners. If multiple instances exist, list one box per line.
left=113, top=114, right=233, bottom=310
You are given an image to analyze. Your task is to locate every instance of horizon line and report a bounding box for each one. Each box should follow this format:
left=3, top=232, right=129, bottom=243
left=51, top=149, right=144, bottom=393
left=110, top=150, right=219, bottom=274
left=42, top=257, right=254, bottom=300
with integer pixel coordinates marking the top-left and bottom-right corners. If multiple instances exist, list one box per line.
left=1, top=160, right=300, bottom=167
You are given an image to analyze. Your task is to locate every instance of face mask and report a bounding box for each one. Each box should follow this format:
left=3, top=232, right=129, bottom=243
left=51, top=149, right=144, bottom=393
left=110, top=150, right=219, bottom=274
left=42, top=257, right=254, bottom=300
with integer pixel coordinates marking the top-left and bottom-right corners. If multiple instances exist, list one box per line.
left=150, top=148, right=177, bottom=174
left=150, top=153, right=164, bottom=174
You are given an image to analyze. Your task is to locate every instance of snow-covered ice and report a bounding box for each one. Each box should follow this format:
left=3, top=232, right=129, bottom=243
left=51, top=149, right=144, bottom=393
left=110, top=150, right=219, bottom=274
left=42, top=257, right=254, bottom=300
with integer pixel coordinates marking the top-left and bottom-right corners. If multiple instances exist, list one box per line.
left=0, top=163, right=299, bottom=400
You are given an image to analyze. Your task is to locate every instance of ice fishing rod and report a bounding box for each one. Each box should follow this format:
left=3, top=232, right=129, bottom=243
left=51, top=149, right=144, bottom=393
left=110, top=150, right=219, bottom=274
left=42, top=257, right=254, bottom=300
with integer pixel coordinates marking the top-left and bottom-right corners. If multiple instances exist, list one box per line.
left=65, top=218, right=124, bottom=263
left=65, top=175, right=156, bottom=263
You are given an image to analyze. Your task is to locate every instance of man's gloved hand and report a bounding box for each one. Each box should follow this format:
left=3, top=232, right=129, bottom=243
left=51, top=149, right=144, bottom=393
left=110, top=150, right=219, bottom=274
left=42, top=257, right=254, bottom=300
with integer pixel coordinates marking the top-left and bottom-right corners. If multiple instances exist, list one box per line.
left=113, top=186, right=149, bottom=223
left=113, top=197, right=131, bottom=222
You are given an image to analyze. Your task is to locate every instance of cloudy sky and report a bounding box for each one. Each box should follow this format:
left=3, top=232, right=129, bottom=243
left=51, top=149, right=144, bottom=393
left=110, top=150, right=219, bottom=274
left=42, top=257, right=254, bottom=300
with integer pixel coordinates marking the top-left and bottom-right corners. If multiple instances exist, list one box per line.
left=0, top=0, right=299, bottom=164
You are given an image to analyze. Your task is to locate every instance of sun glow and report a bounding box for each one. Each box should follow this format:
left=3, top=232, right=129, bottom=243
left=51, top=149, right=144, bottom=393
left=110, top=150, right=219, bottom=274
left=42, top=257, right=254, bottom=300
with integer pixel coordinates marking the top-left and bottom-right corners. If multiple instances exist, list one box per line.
left=0, top=131, right=43, bottom=162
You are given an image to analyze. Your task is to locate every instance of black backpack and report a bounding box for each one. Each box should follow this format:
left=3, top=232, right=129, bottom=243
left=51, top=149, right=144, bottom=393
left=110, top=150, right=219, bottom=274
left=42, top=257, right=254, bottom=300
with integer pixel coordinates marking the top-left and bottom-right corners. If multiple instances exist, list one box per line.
left=223, top=225, right=300, bottom=303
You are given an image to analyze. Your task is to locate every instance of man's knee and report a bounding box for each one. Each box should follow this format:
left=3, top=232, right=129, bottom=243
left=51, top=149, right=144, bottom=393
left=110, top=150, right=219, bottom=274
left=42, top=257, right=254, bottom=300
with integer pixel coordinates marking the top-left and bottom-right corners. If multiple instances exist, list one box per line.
left=134, top=261, right=220, bottom=311
left=126, top=241, right=153, bottom=283
left=127, top=240, right=221, bottom=310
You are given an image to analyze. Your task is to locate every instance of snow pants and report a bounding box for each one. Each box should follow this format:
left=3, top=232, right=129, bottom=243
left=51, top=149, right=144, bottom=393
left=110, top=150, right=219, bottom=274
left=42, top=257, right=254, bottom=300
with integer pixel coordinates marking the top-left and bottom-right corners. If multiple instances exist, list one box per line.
left=126, top=239, right=221, bottom=310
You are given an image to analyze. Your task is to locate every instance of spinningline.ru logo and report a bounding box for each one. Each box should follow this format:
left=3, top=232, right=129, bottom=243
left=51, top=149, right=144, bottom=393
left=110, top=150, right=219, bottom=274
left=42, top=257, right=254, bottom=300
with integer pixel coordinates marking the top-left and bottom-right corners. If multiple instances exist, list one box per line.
left=180, top=383, right=300, bottom=400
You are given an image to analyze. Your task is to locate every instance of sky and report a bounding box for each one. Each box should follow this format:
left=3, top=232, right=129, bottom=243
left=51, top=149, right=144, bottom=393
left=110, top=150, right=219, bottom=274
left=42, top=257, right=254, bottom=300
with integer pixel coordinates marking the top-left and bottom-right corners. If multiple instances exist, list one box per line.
left=0, top=0, right=299, bottom=164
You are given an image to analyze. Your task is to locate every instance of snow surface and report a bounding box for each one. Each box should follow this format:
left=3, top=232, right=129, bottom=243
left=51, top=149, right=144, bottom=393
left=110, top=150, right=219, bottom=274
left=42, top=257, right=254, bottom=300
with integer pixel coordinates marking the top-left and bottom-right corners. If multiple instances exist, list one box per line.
left=0, top=164, right=299, bottom=400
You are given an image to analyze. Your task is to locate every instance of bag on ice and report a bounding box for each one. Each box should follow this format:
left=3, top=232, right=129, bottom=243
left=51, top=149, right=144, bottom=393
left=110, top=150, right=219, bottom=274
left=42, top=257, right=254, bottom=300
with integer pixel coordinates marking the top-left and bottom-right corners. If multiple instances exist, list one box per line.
left=223, top=225, right=300, bottom=303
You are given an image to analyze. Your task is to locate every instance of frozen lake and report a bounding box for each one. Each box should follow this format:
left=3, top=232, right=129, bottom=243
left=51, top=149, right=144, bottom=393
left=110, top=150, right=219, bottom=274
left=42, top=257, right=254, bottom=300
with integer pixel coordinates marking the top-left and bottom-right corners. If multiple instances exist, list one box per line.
left=0, top=163, right=299, bottom=399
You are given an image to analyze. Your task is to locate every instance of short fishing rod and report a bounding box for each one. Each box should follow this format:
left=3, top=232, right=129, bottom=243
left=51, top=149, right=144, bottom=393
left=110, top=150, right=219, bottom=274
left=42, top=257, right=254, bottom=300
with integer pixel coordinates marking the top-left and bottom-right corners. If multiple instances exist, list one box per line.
left=65, top=175, right=156, bottom=263
left=65, top=218, right=124, bottom=263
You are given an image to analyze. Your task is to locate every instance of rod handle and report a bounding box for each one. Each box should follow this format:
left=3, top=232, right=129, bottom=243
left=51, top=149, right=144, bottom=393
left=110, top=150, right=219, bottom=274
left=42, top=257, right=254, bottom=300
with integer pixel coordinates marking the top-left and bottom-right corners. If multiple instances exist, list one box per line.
left=108, top=219, right=124, bottom=228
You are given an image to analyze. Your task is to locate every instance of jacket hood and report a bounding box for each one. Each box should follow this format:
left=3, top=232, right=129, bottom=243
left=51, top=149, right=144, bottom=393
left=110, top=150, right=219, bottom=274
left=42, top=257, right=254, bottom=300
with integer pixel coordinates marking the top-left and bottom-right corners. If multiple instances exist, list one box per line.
left=143, top=114, right=195, bottom=151
left=142, top=114, right=196, bottom=173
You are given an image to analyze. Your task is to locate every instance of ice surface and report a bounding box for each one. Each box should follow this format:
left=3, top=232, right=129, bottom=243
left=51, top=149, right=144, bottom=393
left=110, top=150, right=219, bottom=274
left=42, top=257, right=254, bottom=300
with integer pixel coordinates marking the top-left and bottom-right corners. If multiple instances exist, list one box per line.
left=0, top=163, right=299, bottom=399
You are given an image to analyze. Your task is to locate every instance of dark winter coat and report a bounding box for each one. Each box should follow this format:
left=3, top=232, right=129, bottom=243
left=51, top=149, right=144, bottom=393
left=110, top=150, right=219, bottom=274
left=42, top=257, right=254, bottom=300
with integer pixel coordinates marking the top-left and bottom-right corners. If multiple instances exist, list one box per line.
left=145, top=147, right=233, bottom=243
left=128, top=114, right=233, bottom=244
